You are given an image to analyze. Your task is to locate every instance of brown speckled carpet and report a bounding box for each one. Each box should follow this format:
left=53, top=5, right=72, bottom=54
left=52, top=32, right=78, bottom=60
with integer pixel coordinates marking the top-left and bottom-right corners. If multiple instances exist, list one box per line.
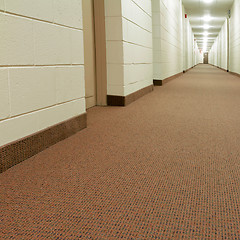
left=1, top=64, right=240, bottom=239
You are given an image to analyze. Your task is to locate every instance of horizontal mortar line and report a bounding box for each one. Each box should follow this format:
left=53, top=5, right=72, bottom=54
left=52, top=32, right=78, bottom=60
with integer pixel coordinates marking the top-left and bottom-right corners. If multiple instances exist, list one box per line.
left=131, top=0, right=152, bottom=18
left=107, top=63, right=152, bottom=65
left=0, top=64, right=84, bottom=68
left=128, top=79, right=146, bottom=85
left=0, top=97, right=85, bottom=123
left=3, top=11, right=83, bottom=31
left=109, top=79, right=151, bottom=87
left=161, top=26, right=183, bottom=37
left=108, top=39, right=152, bottom=49
left=85, top=95, right=95, bottom=99
left=122, top=16, right=152, bottom=34
left=108, top=16, right=152, bottom=34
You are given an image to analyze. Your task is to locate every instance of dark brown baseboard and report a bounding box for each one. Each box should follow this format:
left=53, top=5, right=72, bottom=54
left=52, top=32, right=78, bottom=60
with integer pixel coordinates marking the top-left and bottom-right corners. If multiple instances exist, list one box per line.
left=0, top=113, right=87, bottom=173
left=154, top=72, right=183, bottom=86
left=183, top=66, right=195, bottom=73
left=107, top=85, right=153, bottom=106
left=217, top=66, right=228, bottom=72
left=163, top=72, right=183, bottom=85
left=229, top=71, right=240, bottom=78
left=207, top=65, right=239, bottom=76
left=210, top=64, right=229, bottom=72
left=153, top=80, right=162, bottom=86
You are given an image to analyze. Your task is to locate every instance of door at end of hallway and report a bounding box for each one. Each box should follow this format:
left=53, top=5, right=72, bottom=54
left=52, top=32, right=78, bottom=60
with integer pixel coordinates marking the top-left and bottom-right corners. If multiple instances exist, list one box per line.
left=204, top=52, right=208, bottom=64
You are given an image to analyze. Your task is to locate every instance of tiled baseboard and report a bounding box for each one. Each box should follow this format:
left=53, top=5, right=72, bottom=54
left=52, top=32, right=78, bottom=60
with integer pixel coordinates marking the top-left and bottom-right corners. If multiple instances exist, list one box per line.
left=107, top=85, right=154, bottom=106
left=0, top=113, right=87, bottom=173
left=154, top=72, right=183, bottom=86
left=229, top=71, right=240, bottom=78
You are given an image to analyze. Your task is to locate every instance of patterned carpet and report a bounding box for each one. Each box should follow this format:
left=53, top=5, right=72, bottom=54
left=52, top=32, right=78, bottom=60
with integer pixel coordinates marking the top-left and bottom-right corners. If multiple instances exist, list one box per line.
left=1, top=65, right=240, bottom=239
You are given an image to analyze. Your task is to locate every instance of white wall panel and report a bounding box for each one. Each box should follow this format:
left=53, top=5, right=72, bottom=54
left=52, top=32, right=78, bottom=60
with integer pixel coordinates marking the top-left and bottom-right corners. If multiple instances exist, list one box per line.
left=0, top=1, right=85, bottom=147
left=105, top=0, right=152, bottom=96
left=152, top=0, right=184, bottom=81
left=229, top=0, right=240, bottom=75
left=5, top=0, right=54, bottom=22
left=209, top=19, right=228, bottom=70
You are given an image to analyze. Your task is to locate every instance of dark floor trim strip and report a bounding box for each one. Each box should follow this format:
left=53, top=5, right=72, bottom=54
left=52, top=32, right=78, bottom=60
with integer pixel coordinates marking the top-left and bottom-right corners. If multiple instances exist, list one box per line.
left=153, top=80, right=162, bottom=86
left=229, top=71, right=240, bottom=78
left=107, top=85, right=153, bottom=106
left=209, top=64, right=240, bottom=75
left=0, top=113, right=87, bottom=173
left=154, top=72, right=183, bottom=87
left=183, top=66, right=196, bottom=73
left=217, top=66, right=228, bottom=72
left=163, top=72, right=183, bottom=85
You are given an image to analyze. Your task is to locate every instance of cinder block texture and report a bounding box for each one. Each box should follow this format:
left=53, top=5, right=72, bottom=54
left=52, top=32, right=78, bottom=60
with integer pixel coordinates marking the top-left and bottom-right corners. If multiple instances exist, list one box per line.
left=0, top=1, right=85, bottom=147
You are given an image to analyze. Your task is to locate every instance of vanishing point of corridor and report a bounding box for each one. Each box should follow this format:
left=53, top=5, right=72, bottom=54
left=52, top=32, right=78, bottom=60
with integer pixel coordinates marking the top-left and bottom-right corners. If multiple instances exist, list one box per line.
left=1, top=65, right=240, bottom=239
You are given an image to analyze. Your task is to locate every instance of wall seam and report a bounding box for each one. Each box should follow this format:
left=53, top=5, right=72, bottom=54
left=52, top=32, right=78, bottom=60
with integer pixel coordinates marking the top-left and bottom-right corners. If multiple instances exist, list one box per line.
left=3, top=11, right=83, bottom=31
left=131, top=0, right=152, bottom=18
left=0, top=97, right=86, bottom=123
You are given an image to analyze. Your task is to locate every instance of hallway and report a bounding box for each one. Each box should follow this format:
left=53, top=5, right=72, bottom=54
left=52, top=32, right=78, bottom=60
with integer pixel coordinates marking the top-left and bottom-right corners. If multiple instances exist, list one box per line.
left=1, top=65, right=240, bottom=239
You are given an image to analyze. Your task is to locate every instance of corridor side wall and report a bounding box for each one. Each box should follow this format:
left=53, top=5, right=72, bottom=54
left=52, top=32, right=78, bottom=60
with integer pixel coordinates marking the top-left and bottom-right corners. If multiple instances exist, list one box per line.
left=229, top=0, right=240, bottom=75
left=0, top=1, right=86, bottom=147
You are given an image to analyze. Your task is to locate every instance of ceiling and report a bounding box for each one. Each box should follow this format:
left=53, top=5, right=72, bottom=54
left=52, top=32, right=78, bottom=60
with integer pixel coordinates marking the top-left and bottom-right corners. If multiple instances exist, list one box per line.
left=182, top=0, right=234, bottom=52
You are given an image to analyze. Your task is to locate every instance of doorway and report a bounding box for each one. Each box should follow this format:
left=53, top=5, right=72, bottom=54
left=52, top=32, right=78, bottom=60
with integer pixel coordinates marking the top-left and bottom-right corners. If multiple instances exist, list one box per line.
left=82, top=0, right=107, bottom=109
left=203, top=52, right=208, bottom=64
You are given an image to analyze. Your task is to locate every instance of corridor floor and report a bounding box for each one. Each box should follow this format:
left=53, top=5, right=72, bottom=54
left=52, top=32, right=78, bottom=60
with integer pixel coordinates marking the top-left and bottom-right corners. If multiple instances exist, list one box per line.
left=1, top=65, right=240, bottom=239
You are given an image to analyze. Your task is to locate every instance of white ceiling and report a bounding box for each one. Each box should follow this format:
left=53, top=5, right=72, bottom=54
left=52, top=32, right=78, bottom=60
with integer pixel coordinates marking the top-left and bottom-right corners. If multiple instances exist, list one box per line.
left=182, top=0, right=234, bottom=52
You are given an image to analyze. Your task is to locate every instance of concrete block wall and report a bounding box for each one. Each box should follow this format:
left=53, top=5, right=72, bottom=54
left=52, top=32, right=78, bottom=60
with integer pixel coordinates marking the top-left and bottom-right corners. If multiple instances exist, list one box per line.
left=229, top=0, right=240, bottom=75
left=198, top=51, right=203, bottom=64
left=217, top=32, right=221, bottom=67
left=209, top=19, right=228, bottom=70
left=213, top=40, right=218, bottom=66
left=105, top=0, right=153, bottom=96
left=209, top=47, right=213, bottom=64
left=183, top=9, right=196, bottom=71
left=209, top=38, right=217, bottom=66
left=176, top=5, right=201, bottom=70
left=220, top=20, right=228, bottom=70
left=195, top=42, right=202, bottom=64
left=152, top=0, right=184, bottom=81
left=210, top=0, right=240, bottom=74
left=152, top=0, right=161, bottom=80
left=0, top=0, right=85, bottom=147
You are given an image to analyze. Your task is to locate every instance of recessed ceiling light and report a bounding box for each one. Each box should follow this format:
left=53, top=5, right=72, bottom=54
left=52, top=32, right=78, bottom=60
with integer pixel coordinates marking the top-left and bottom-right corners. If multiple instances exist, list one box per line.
left=203, top=24, right=210, bottom=29
left=203, top=0, right=214, bottom=4
left=203, top=32, right=209, bottom=36
left=203, top=15, right=212, bottom=22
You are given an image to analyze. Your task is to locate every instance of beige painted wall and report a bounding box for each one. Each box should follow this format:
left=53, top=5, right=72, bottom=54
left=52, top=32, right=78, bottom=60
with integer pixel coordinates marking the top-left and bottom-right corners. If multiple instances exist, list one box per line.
left=209, top=19, right=228, bottom=70
left=152, top=1, right=200, bottom=80
left=184, top=15, right=195, bottom=70
left=152, top=0, right=184, bottom=81
left=83, top=0, right=97, bottom=109
left=0, top=0, right=86, bottom=147
left=105, top=0, right=153, bottom=96
left=229, top=0, right=240, bottom=75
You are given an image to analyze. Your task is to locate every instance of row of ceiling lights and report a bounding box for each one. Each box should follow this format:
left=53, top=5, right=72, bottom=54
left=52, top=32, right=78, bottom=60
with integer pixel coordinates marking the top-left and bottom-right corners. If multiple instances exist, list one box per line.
left=202, top=15, right=212, bottom=52
left=201, top=0, right=214, bottom=51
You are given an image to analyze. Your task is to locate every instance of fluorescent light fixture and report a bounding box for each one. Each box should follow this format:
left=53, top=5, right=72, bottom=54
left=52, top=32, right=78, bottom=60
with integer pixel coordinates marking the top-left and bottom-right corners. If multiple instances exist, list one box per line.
left=203, top=15, right=212, bottom=22
left=203, top=31, right=209, bottom=36
left=203, top=0, right=213, bottom=3
left=203, top=24, right=210, bottom=29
